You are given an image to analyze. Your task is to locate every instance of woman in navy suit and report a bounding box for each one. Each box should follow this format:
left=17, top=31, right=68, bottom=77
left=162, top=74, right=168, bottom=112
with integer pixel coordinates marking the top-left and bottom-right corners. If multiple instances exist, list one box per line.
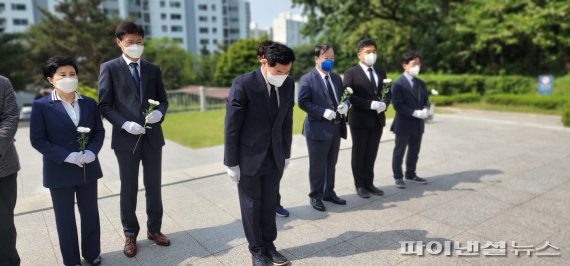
left=30, top=56, right=104, bottom=266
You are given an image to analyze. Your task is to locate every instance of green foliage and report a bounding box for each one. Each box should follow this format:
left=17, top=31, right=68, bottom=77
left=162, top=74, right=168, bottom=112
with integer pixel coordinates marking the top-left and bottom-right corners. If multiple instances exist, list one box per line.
left=415, top=74, right=533, bottom=96
left=214, top=38, right=264, bottom=87
left=24, top=0, right=121, bottom=87
left=0, top=33, right=27, bottom=90
left=291, top=44, right=317, bottom=81
left=293, top=0, right=570, bottom=76
left=485, top=94, right=570, bottom=110
left=562, top=103, right=570, bottom=127
left=143, top=38, right=197, bottom=90
left=430, top=93, right=481, bottom=106
left=77, top=84, right=98, bottom=101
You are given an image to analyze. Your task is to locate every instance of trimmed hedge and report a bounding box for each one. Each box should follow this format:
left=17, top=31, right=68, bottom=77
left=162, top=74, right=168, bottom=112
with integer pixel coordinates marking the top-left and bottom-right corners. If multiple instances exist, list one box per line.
left=386, top=74, right=534, bottom=96
left=484, top=94, right=570, bottom=110
left=78, top=84, right=98, bottom=102
left=430, top=93, right=481, bottom=106
left=562, top=103, right=570, bottom=127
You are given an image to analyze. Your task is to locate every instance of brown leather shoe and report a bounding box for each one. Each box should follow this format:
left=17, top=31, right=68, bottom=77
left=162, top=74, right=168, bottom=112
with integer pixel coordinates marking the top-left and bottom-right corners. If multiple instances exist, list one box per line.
left=123, top=236, right=137, bottom=257
left=147, top=231, right=171, bottom=246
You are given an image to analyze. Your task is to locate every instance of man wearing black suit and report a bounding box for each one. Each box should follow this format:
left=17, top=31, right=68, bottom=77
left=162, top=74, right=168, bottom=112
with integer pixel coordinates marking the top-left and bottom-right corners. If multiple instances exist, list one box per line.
left=298, top=44, right=348, bottom=212
left=224, top=41, right=295, bottom=266
left=98, top=22, right=170, bottom=257
left=391, top=51, right=429, bottom=188
left=343, top=39, right=391, bottom=198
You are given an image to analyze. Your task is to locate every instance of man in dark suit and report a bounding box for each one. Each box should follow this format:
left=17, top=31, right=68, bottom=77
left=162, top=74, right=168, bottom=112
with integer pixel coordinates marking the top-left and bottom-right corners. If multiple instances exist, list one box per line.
left=98, top=21, right=170, bottom=257
left=298, top=44, right=348, bottom=212
left=391, top=51, right=429, bottom=188
left=343, top=39, right=391, bottom=198
left=0, top=75, right=20, bottom=266
left=224, top=41, right=295, bottom=266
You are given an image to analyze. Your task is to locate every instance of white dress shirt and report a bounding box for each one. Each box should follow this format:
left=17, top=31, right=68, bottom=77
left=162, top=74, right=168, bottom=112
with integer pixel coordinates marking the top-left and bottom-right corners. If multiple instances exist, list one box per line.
left=51, top=90, right=82, bottom=126
left=122, top=54, right=141, bottom=76
left=261, top=68, right=280, bottom=107
left=359, top=62, right=378, bottom=87
left=316, top=67, right=338, bottom=103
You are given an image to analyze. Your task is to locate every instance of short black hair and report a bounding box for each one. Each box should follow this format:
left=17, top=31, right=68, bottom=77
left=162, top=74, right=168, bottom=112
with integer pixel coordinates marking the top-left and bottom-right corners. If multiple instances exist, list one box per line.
left=314, top=44, right=332, bottom=58
left=357, top=39, right=377, bottom=53
left=402, top=50, right=422, bottom=64
left=115, top=21, right=145, bottom=40
left=257, top=40, right=274, bottom=58
left=263, top=41, right=295, bottom=67
left=43, top=56, right=78, bottom=81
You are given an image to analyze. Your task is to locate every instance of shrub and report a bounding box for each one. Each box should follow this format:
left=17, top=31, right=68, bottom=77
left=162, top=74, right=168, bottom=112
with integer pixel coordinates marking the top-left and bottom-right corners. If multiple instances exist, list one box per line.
left=484, top=94, right=570, bottom=110
left=430, top=93, right=481, bottom=106
left=562, top=103, right=570, bottom=127
left=78, top=84, right=98, bottom=102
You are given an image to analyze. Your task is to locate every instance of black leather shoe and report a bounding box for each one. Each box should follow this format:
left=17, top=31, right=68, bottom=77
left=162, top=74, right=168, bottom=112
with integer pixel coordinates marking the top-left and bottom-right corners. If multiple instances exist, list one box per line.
left=86, top=256, right=101, bottom=266
left=356, top=187, right=370, bottom=198
left=266, top=249, right=288, bottom=266
left=323, top=195, right=347, bottom=205
left=310, top=198, right=326, bottom=212
left=252, top=254, right=271, bottom=266
left=366, top=185, right=384, bottom=196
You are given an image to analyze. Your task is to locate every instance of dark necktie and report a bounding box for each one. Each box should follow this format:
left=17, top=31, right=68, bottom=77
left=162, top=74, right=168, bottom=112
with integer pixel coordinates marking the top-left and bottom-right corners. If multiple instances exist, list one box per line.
left=368, top=67, right=376, bottom=92
left=412, top=79, right=420, bottom=99
left=270, top=84, right=278, bottom=120
left=325, top=76, right=338, bottom=110
left=129, top=62, right=142, bottom=99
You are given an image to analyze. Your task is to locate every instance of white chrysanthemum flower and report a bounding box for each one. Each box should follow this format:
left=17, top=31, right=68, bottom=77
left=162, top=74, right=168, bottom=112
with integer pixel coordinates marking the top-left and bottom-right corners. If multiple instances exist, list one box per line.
left=77, top=127, right=91, bottom=133
left=148, top=99, right=160, bottom=106
left=346, top=87, right=353, bottom=94
left=431, top=89, right=439, bottom=95
left=383, top=79, right=392, bottom=84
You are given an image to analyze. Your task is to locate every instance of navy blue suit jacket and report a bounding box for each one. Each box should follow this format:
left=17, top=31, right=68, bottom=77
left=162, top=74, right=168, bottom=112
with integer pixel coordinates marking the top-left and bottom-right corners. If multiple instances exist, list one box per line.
left=30, top=95, right=104, bottom=188
left=98, top=57, right=168, bottom=151
left=224, top=68, right=294, bottom=176
left=343, top=64, right=391, bottom=128
left=390, top=75, right=429, bottom=135
left=298, top=68, right=347, bottom=140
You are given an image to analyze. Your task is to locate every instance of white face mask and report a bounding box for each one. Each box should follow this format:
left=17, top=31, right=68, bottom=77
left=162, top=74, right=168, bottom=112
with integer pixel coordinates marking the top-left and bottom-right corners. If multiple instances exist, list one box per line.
left=363, top=53, right=377, bottom=66
left=266, top=71, right=288, bottom=87
left=55, top=77, right=78, bottom=93
left=408, top=65, right=421, bottom=77
left=124, top=44, right=144, bottom=59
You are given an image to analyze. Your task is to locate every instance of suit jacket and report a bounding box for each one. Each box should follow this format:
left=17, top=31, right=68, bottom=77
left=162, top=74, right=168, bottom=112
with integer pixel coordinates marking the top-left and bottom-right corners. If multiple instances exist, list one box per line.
left=343, top=64, right=392, bottom=128
left=98, top=57, right=169, bottom=151
left=0, top=76, right=20, bottom=178
left=298, top=68, right=347, bottom=140
left=30, top=94, right=105, bottom=188
left=390, top=74, right=429, bottom=135
left=224, top=68, right=294, bottom=177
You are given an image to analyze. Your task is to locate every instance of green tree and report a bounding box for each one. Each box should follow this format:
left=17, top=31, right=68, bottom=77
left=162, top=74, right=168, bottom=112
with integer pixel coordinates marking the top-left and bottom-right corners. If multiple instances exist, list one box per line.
left=214, top=38, right=264, bottom=86
left=143, top=38, right=197, bottom=90
left=0, top=33, right=28, bottom=90
left=24, top=0, right=120, bottom=87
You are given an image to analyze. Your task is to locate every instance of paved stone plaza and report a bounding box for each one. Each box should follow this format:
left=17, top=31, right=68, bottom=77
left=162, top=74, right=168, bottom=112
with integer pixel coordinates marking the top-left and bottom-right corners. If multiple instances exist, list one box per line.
left=13, top=109, right=570, bottom=265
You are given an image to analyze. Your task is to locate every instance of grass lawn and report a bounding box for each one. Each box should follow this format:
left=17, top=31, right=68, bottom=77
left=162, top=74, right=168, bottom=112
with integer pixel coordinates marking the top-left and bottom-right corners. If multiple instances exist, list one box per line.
left=163, top=105, right=395, bottom=149
left=452, top=102, right=562, bottom=115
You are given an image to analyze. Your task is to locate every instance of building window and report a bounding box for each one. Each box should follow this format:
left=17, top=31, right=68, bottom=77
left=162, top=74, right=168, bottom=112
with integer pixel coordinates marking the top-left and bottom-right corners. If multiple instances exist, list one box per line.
left=13, top=18, right=28, bottom=25
left=144, top=25, right=151, bottom=35
left=170, top=1, right=181, bottom=8
left=200, top=39, right=209, bottom=45
left=211, top=16, right=217, bottom=22
left=212, top=28, right=217, bottom=33
left=173, top=38, right=183, bottom=44
left=11, top=4, right=26, bottom=11
left=161, top=13, right=166, bottom=19
left=199, top=27, right=208, bottom=33
left=160, top=1, right=165, bottom=7
left=198, top=4, right=207, bottom=11
left=162, top=25, right=168, bottom=32
left=198, top=16, right=207, bottom=22
left=171, top=25, right=183, bottom=32
left=213, top=39, right=218, bottom=44
left=144, top=13, right=150, bottom=23
left=211, top=4, right=216, bottom=11
left=171, top=14, right=181, bottom=20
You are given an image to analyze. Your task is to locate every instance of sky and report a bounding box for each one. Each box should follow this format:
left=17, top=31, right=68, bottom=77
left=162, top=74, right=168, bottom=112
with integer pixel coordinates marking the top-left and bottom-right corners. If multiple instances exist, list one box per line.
left=248, top=0, right=304, bottom=29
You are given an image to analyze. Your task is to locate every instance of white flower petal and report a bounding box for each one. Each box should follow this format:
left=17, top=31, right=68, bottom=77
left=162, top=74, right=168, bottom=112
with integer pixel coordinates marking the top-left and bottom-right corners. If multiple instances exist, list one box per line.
left=431, top=89, right=439, bottom=95
left=346, top=87, right=353, bottom=94
left=383, top=79, right=392, bottom=84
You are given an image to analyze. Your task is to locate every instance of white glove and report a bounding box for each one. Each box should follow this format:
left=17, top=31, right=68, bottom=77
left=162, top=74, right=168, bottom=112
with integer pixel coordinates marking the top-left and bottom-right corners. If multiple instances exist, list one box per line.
left=284, top=159, right=290, bottom=169
left=376, top=102, right=387, bottom=113
left=323, top=109, right=337, bottom=121
left=227, top=165, right=240, bottom=183
left=64, top=152, right=83, bottom=168
left=145, top=110, right=163, bottom=124
left=80, top=150, right=96, bottom=164
left=337, top=104, right=349, bottom=115
left=370, top=101, right=382, bottom=110
left=122, top=121, right=146, bottom=135
left=412, top=109, right=429, bottom=119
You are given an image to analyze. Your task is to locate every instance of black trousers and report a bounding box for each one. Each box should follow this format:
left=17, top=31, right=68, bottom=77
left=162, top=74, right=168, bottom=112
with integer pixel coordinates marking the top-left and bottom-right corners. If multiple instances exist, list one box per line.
left=238, top=151, right=282, bottom=256
left=115, top=139, right=163, bottom=237
left=392, top=132, right=423, bottom=180
left=307, top=124, right=341, bottom=199
left=50, top=181, right=100, bottom=266
left=0, top=173, right=20, bottom=266
left=350, top=126, right=383, bottom=188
